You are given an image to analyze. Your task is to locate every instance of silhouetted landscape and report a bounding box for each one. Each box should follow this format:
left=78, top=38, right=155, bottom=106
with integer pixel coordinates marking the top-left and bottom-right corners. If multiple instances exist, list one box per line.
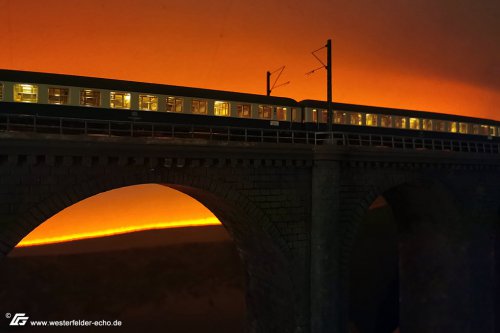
left=1, top=226, right=245, bottom=332
left=0, top=206, right=399, bottom=333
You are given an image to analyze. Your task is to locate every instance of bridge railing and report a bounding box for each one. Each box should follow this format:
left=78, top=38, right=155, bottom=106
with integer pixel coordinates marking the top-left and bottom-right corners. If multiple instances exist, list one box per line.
left=0, top=113, right=318, bottom=145
left=314, top=132, right=500, bottom=154
left=0, top=113, right=499, bottom=154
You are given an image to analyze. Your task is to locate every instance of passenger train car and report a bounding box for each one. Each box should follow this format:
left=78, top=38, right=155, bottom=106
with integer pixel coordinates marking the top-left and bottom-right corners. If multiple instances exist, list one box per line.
left=0, top=69, right=499, bottom=140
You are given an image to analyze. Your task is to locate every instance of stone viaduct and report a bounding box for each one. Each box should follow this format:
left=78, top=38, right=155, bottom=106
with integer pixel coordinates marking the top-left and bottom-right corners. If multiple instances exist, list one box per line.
left=0, top=131, right=499, bottom=333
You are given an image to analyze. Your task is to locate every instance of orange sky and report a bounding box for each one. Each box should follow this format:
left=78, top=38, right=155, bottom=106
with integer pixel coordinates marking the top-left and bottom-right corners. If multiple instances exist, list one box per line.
left=1, top=0, right=498, bottom=246
left=18, top=185, right=220, bottom=247
left=0, top=0, right=498, bottom=119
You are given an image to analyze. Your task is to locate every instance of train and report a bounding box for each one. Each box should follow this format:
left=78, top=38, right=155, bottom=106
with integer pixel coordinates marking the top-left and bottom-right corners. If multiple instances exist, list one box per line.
left=0, top=69, right=499, bottom=140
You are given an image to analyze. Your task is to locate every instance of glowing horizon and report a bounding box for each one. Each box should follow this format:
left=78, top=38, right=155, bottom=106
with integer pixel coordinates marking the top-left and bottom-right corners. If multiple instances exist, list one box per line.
left=16, top=217, right=221, bottom=247
left=15, top=184, right=222, bottom=249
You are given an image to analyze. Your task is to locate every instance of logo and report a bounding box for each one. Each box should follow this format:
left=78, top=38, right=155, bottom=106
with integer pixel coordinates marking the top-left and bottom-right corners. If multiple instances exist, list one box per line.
left=9, top=313, right=29, bottom=326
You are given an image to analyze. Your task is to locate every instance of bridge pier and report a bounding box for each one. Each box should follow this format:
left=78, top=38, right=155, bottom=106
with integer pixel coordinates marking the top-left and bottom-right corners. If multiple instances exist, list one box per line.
left=310, top=160, right=347, bottom=333
left=311, top=153, right=500, bottom=333
left=386, top=181, right=498, bottom=333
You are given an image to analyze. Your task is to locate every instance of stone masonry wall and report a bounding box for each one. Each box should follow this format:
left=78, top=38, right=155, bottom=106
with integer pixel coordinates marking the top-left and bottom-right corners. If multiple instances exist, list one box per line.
left=0, top=134, right=313, bottom=333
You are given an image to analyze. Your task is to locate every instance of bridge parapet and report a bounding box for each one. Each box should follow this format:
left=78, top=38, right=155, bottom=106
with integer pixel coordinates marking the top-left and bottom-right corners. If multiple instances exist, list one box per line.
left=1, top=113, right=500, bottom=155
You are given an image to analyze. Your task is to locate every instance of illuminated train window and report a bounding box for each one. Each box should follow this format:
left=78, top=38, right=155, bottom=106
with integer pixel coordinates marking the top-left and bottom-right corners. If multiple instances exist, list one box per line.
left=394, top=116, right=407, bottom=129
left=439, top=121, right=456, bottom=133
left=409, top=117, right=420, bottom=130
left=48, top=87, right=69, bottom=105
left=422, top=119, right=433, bottom=131
left=276, top=107, right=287, bottom=121
left=0, top=83, right=3, bottom=101
left=366, top=114, right=377, bottom=126
left=110, top=92, right=131, bottom=109
left=259, top=105, right=273, bottom=119
left=166, top=97, right=183, bottom=113
left=380, top=115, right=392, bottom=127
left=459, top=122, right=468, bottom=134
left=333, top=111, right=342, bottom=124
left=489, top=126, right=496, bottom=136
left=291, top=108, right=301, bottom=122
left=480, top=125, right=489, bottom=136
left=80, top=89, right=101, bottom=107
left=350, top=113, right=362, bottom=125
left=214, top=101, right=230, bottom=116
left=434, top=120, right=446, bottom=132
left=139, top=94, right=158, bottom=111
left=313, top=109, right=327, bottom=123
left=14, top=84, right=38, bottom=103
left=449, top=122, right=458, bottom=133
left=440, top=121, right=456, bottom=132
left=312, top=109, right=328, bottom=124
left=191, top=99, right=208, bottom=114
left=237, top=104, right=251, bottom=118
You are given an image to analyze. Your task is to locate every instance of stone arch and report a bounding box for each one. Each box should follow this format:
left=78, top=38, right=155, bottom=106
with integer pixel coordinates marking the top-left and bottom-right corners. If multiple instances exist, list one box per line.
left=341, top=171, right=461, bottom=332
left=340, top=172, right=423, bottom=275
left=0, top=167, right=298, bottom=332
left=344, top=169, right=500, bottom=332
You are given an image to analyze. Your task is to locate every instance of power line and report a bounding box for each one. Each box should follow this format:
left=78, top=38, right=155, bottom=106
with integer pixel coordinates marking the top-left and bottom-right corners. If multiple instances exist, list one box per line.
left=266, top=66, right=290, bottom=96
left=305, top=45, right=327, bottom=76
left=305, top=39, right=333, bottom=133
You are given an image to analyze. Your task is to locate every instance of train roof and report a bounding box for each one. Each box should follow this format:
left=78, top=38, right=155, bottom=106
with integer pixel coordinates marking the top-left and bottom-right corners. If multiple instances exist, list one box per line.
left=299, top=99, right=499, bottom=126
left=0, top=69, right=298, bottom=106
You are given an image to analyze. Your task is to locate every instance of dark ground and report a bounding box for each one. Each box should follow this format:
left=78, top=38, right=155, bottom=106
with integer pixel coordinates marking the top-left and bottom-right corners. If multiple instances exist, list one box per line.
left=0, top=205, right=399, bottom=333
left=0, top=227, right=245, bottom=333
left=350, top=205, right=399, bottom=333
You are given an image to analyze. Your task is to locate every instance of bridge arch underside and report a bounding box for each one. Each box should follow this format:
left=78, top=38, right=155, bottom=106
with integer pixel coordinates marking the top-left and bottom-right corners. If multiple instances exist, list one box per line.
left=0, top=169, right=299, bottom=333
left=344, top=170, right=500, bottom=333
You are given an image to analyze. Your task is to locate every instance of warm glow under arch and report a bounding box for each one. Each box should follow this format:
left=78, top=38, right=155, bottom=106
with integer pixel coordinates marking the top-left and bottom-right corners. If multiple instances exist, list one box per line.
left=17, top=184, right=221, bottom=247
